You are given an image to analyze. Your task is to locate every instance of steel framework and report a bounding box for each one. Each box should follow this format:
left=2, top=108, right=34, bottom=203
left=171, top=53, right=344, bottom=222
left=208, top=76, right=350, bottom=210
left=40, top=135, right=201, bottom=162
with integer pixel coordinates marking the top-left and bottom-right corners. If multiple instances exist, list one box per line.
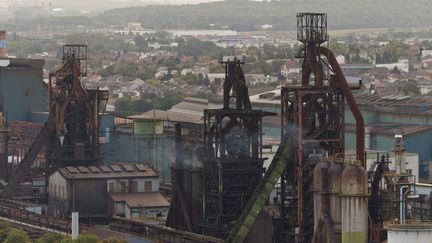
left=2, top=45, right=108, bottom=198
left=47, top=44, right=108, bottom=170
left=199, top=59, right=275, bottom=238
left=276, top=13, right=364, bottom=243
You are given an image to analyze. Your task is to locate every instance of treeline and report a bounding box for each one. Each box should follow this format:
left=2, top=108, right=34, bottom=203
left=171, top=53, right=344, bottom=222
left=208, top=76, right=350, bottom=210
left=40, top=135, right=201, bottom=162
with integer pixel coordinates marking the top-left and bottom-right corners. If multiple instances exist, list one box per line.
left=114, top=90, right=186, bottom=116
left=93, top=0, right=432, bottom=31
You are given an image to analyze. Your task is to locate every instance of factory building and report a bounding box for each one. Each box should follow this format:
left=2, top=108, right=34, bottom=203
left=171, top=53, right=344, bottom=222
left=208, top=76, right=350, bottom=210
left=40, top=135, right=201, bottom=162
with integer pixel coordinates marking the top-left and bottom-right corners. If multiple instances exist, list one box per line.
left=345, top=93, right=432, bottom=179
left=48, top=163, right=168, bottom=222
left=102, top=109, right=203, bottom=183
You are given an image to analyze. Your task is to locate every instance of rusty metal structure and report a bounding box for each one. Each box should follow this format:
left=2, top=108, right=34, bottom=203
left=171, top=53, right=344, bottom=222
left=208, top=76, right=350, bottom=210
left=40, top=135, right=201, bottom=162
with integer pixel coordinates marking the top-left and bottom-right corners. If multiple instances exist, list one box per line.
left=276, top=13, right=365, bottom=242
left=47, top=44, right=107, bottom=169
left=1, top=45, right=108, bottom=199
left=165, top=67, right=276, bottom=238
left=197, top=59, right=274, bottom=238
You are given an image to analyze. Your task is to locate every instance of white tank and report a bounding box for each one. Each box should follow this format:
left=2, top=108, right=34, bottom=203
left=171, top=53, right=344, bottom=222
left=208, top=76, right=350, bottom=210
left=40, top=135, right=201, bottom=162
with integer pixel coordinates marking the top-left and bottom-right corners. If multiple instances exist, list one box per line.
left=341, top=163, right=368, bottom=243
left=328, top=162, right=344, bottom=241
left=386, top=223, right=432, bottom=243
left=313, top=160, right=330, bottom=230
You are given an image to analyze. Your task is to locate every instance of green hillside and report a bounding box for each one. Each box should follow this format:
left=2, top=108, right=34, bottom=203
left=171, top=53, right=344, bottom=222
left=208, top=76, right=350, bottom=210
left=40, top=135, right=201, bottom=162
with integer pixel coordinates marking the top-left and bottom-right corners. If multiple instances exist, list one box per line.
left=93, top=0, right=432, bottom=31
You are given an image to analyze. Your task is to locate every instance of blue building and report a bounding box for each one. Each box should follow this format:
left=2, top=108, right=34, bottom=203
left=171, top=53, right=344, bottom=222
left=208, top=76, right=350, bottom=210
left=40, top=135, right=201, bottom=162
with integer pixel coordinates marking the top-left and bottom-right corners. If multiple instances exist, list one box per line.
left=0, top=58, right=48, bottom=123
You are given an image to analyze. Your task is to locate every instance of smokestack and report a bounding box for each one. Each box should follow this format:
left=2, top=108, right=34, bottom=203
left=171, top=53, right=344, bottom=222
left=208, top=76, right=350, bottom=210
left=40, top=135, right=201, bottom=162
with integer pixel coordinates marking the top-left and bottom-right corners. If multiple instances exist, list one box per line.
left=0, top=31, right=6, bottom=58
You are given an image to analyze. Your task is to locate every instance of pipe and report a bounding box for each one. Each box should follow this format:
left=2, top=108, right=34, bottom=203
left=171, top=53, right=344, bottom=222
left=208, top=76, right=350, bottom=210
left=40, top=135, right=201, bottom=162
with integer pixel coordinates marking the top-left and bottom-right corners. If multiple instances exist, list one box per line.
left=320, top=47, right=365, bottom=165
left=399, top=185, right=409, bottom=224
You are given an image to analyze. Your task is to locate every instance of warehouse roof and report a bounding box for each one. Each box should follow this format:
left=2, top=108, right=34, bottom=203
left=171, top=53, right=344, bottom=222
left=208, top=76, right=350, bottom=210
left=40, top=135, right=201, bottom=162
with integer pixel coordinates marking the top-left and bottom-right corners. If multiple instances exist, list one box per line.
left=109, top=192, right=170, bottom=208
left=129, top=109, right=203, bottom=124
left=345, top=123, right=432, bottom=136
left=58, top=163, right=158, bottom=180
left=353, top=92, right=432, bottom=115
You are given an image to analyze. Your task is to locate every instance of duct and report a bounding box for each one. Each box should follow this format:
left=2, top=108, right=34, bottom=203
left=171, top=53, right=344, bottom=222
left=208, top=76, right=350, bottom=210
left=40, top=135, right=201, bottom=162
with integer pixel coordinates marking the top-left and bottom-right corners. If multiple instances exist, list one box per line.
left=320, top=47, right=365, bottom=165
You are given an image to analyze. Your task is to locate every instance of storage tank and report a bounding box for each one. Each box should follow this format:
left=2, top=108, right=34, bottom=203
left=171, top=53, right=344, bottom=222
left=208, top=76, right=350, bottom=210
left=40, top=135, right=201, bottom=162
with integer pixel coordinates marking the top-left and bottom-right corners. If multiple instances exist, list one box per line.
left=341, top=163, right=368, bottom=243
left=313, top=160, right=330, bottom=230
left=386, top=222, right=432, bottom=243
left=328, top=161, right=344, bottom=242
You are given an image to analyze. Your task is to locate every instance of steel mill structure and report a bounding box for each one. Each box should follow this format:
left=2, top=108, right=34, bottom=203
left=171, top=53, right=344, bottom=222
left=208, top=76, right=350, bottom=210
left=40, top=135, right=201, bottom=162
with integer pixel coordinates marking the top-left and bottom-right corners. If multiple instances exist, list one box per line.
left=1, top=44, right=108, bottom=199
left=275, top=12, right=365, bottom=243
left=0, top=13, right=428, bottom=243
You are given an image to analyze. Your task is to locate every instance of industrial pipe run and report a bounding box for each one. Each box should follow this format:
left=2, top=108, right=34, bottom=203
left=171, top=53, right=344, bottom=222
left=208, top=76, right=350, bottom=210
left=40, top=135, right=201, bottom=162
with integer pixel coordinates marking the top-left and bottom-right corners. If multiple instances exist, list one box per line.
left=320, top=47, right=365, bottom=165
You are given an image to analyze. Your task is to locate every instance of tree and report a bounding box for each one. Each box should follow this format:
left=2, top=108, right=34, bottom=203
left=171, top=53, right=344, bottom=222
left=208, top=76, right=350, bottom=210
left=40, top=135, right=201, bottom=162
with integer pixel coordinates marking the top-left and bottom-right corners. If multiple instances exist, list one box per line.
left=398, top=80, right=420, bottom=95
left=0, top=220, right=11, bottom=239
left=134, top=35, right=148, bottom=48
left=37, top=232, right=66, bottom=243
left=4, top=229, right=30, bottom=243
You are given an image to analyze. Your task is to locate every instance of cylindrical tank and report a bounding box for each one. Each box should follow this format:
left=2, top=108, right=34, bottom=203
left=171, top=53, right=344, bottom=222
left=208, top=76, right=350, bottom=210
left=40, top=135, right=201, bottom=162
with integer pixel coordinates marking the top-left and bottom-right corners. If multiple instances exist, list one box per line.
left=328, top=161, right=344, bottom=242
left=341, top=163, right=368, bottom=243
left=0, top=31, right=5, bottom=58
left=313, top=160, right=330, bottom=230
left=386, top=223, right=432, bottom=243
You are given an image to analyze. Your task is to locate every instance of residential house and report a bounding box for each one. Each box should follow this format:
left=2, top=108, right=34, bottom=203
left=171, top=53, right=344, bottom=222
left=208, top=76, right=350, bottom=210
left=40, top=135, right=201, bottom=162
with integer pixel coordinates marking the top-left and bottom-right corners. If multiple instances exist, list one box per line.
left=280, top=59, right=301, bottom=77
left=155, top=67, right=169, bottom=79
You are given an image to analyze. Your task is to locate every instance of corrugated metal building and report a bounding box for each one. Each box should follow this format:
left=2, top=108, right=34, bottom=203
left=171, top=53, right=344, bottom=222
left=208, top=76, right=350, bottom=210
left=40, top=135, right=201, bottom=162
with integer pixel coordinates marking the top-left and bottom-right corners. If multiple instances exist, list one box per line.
left=102, top=109, right=203, bottom=183
left=48, top=163, right=169, bottom=221
left=345, top=92, right=432, bottom=178
left=0, top=58, right=48, bottom=123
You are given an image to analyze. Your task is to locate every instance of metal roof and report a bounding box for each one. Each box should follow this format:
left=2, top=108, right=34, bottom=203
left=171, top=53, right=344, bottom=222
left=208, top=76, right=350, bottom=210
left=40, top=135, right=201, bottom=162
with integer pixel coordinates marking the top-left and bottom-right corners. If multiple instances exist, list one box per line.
left=345, top=123, right=432, bottom=136
left=353, top=92, right=432, bottom=115
left=109, top=192, right=170, bottom=208
left=129, top=109, right=203, bottom=124
left=58, top=163, right=158, bottom=179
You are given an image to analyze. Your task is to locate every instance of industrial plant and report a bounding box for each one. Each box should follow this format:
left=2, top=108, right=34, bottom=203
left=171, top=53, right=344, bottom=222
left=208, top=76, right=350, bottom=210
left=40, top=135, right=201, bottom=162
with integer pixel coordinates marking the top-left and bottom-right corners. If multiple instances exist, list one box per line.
left=0, top=12, right=431, bottom=243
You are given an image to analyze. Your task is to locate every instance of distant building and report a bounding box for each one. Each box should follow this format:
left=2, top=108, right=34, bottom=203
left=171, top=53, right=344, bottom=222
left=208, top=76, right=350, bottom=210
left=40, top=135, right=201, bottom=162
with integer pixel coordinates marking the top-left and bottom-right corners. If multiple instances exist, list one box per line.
left=280, top=59, right=301, bottom=77
left=336, top=55, right=346, bottom=64
left=376, top=62, right=409, bottom=73
left=422, top=50, right=432, bottom=59
left=0, top=0, right=13, bottom=21
left=127, top=22, right=143, bottom=31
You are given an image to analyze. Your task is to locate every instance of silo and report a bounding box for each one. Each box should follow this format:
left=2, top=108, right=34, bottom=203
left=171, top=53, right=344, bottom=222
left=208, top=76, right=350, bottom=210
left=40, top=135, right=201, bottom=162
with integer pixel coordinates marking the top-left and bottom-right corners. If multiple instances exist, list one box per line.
left=341, top=163, right=368, bottom=243
left=0, top=31, right=5, bottom=58
left=328, top=161, right=344, bottom=242
left=313, top=160, right=330, bottom=230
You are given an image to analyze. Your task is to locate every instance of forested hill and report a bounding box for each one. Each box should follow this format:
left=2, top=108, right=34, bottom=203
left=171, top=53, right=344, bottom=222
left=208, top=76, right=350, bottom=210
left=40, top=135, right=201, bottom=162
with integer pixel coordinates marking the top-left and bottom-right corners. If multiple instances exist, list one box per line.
left=94, top=0, right=432, bottom=31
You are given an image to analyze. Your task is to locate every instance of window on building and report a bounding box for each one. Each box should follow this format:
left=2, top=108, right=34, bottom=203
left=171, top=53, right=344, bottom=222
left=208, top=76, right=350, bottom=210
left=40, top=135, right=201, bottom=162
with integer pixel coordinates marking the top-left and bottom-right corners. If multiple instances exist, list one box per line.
left=130, top=181, right=138, bottom=192
left=120, top=181, right=128, bottom=192
left=131, top=208, right=141, bottom=218
left=108, top=181, right=115, bottom=193
left=144, top=181, right=152, bottom=192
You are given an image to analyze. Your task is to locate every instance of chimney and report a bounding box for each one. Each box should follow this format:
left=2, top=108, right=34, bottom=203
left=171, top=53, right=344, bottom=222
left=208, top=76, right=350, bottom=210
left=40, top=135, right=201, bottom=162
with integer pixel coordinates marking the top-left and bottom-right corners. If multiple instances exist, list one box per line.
left=0, top=31, right=6, bottom=58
